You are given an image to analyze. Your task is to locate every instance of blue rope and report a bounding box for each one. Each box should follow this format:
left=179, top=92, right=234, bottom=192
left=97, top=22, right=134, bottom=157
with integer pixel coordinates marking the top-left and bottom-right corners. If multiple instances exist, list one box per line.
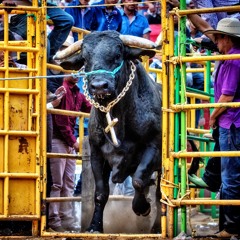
left=85, top=61, right=123, bottom=78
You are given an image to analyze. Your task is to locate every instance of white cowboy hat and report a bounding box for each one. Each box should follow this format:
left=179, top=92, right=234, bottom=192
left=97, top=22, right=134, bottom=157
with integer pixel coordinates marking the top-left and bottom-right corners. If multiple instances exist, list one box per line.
left=203, top=18, right=240, bottom=38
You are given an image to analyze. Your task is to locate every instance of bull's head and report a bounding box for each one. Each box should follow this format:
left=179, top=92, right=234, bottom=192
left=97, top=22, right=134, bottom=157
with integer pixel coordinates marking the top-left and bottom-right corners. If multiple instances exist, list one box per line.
left=54, top=31, right=157, bottom=105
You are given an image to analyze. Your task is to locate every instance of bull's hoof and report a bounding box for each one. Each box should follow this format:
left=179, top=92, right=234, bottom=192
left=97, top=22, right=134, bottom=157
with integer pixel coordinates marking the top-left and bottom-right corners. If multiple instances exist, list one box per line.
left=85, top=229, right=102, bottom=234
left=86, top=225, right=103, bottom=233
left=132, top=194, right=151, bottom=217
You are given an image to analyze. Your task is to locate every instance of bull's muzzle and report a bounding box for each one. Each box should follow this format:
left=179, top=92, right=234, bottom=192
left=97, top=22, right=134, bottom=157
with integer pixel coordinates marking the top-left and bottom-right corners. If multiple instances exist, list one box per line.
left=90, top=80, right=112, bottom=99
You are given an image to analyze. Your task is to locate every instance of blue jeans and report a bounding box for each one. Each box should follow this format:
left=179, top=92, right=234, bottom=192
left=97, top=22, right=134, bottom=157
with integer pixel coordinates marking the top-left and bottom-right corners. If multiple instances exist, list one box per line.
left=219, top=125, right=240, bottom=233
left=47, top=3, right=74, bottom=60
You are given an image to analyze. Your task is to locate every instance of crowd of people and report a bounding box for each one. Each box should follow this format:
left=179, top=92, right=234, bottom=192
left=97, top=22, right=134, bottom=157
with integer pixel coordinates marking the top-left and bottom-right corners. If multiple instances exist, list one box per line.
left=2, top=0, right=240, bottom=237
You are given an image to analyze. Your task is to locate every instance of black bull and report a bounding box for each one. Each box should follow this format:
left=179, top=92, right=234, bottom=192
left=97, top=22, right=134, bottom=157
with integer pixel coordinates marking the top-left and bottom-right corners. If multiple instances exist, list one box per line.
left=55, top=30, right=162, bottom=233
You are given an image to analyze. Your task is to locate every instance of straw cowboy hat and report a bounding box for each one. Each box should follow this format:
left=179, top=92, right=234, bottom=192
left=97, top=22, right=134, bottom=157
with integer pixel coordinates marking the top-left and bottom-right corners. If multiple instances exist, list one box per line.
left=204, top=18, right=240, bottom=38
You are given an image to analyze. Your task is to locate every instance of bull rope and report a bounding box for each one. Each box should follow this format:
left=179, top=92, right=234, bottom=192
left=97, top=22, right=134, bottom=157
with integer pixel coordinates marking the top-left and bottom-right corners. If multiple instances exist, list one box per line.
left=83, top=60, right=136, bottom=146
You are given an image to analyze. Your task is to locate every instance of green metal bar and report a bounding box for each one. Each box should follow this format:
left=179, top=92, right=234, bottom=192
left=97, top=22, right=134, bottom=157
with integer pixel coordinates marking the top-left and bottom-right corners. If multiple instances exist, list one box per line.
left=205, top=50, right=212, bottom=94
left=186, top=87, right=214, bottom=97
left=179, top=0, right=187, bottom=233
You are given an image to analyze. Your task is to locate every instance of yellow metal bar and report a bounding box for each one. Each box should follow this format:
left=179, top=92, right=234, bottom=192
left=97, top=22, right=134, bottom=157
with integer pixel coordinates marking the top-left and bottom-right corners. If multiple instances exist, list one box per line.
left=167, top=10, right=176, bottom=239
left=0, top=173, right=39, bottom=178
left=0, top=6, right=41, bottom=11
left=160, top=0, right=174, bottom=237
left=187, top=128, right=210, bottom=134
left=48, top=108, right=90, bottom=118
left=186, top=92, right=210, bottom=101
left=0, top=215, right=39, bottom=219
left=0, top=46, right=39, bottom=52
left=171, top=5, right=240, bottom=15
left=172, top=151, right=240, bottom=158
left=172, top=53, right=240, bottom=63
left=47, top=153, right=82, bottom=159
left=173, top=101, right=240, bottom=110
left=46, top=195, right=133, bottom=202
left=0, top=89, right=39, bottom=94
left=42, top=232, right=163, bottom=239
left=172, top=199, right=240, bottom=206
left=78, top=116, right=84, bottom=155
left=0, top=131, right=38, bottom=136
left=0, top=68, right=38, bottom=72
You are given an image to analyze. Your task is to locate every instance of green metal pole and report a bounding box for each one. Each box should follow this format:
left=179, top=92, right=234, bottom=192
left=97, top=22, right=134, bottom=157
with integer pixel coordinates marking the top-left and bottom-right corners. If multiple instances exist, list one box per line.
left=179, top=0, right=187, bottom=233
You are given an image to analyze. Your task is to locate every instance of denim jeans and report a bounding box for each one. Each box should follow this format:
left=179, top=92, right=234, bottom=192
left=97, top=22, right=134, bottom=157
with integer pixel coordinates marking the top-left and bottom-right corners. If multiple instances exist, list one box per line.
left=47, top=3, right=74, bottom=60
left=219, top=125, right=240, bottom=233
left=9, top=4, right=74, bottom=62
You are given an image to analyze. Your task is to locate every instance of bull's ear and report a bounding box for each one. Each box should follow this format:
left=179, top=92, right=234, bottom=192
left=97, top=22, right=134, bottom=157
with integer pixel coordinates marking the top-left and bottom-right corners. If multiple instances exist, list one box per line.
left=124, top=46, right=156, bottom=60
left=60, top=54, right=85, bottom=70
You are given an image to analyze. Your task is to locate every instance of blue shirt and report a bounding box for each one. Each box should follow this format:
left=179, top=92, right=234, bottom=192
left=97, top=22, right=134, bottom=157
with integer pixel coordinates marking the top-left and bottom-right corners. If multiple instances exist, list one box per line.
left=214, top=47, right=240, bottom=129
left=65, top=0, right=94, bottom=41
left=90, top=0, right=122, bottom=31
left=120, top=10, right=151, bottom=37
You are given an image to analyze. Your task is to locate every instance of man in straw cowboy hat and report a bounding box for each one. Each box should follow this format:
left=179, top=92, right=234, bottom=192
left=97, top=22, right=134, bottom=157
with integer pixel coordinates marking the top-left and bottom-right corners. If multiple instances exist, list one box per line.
left=167, top=0, right=240, bottom=237
left=186, top=15, right=240, bottom=238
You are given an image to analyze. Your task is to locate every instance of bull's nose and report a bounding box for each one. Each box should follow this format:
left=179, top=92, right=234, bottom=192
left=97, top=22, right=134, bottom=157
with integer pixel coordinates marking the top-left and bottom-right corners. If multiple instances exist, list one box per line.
left=90, top=81, right=109, bottom=92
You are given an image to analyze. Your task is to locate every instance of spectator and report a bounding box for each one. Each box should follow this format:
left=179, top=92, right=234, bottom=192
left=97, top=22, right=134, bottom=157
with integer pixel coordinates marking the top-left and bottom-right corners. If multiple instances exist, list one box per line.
left=205, top=18, right=240, bottom=238
left=144, top=1, right=161, bottom=24
left=90, top=0, right=122, bottom=31
left=0, top=30, right=27, bottom=69
left=65, top=0, right=94, bottom=41
left=120, top=0, right=151, bottom=39
left=187, top=19, right=205, bottom=127
left=144, top=1, right=161, bottom=42
left=4, top=0, right=74, bottom=63
left=185, top=15, right=240, bottom=238
left=48, top=74, right=91, bottom=232
left=191, top=0, right=240, bottom=29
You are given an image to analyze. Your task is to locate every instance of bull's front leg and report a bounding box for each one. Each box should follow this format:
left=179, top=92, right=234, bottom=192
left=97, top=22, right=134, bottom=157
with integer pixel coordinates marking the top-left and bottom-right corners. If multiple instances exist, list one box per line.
left=87, top=191, right=109, bottom=233
left=132, top=143, right=160, bottom=216
left=86, top=151, right=111, bottom=233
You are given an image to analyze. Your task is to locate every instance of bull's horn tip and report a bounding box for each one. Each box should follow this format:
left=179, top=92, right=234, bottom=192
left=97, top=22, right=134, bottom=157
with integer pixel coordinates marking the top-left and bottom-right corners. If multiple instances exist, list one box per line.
left=53, top=55, right=58, bottom=60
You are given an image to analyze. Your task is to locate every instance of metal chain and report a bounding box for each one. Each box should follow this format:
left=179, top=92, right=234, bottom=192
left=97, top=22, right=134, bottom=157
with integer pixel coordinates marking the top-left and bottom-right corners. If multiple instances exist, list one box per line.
left=83, top=60, right=136, bottom=113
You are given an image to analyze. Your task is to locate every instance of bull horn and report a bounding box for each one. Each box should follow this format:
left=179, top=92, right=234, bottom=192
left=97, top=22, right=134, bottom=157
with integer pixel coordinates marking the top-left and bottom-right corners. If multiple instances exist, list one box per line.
left=53, top=39, right=83, bottom=60
left=119, top=35, right=157, bottom=49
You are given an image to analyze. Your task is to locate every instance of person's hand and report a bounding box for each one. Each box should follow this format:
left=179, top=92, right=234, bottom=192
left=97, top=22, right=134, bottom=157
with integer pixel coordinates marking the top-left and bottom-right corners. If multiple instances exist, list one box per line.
left=50, top=86, right=66, bottom=107
left=167, top=0, right=179, bottom=8
left=73, top=141, right=79, bottom=152
left=209, top=115, right=217, bottom=129
left=55, top=86, right=66, bottom=98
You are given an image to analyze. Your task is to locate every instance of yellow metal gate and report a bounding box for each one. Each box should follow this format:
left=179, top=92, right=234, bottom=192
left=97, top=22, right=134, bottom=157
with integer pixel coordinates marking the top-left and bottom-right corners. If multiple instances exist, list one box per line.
left=0, top=0, right=47, bottom=236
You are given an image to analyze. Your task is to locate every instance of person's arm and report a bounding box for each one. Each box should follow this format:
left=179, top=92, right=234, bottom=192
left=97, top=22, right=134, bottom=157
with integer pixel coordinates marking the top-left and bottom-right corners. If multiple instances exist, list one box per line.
left=47, top=86, right=66, bottom=108
left=143, top=32, right=150, bottom=40
left=210, top=94, right=234, bottom=128
left=167, top=0, right=215, bottom=42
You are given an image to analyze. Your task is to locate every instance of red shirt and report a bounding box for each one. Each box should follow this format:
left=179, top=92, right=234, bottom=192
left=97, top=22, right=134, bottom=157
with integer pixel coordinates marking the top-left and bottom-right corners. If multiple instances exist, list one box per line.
left=52, top=80, right=91, bottom=147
